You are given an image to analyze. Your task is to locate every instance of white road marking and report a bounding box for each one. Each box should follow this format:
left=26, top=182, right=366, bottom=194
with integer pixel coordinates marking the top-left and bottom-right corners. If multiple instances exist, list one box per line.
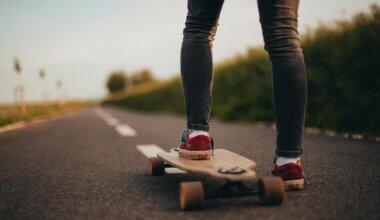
left=165, top=167, right=186, bottom=174
left=96, top=107, right=113, bottom=117
left=137, top=144, right=185, bottom=174
left=94, top=108, right=103, bottom=115
left=94, top=108, right=108, bottom=117
left=95, top=108, right=136, bottom=136
left=137, top=144, right=166, bottom=158
left=105, top=117, right=119, bottom=126
left=96, top=109, right=183, bottom=173
left=115, top=124, right=137, bottom=137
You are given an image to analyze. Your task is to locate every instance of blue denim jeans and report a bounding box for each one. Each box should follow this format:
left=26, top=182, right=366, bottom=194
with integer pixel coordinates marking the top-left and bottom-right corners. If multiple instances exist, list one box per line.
left=181, top=0, right=307, bottom=157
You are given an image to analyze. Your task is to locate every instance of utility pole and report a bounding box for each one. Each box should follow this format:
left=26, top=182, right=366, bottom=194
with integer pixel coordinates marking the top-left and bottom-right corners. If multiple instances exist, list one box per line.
left=13, top=57, right=26, bottom=114
left=39, top=68, right=50, bottom=112
left=56, top=79, right=62, bottom=108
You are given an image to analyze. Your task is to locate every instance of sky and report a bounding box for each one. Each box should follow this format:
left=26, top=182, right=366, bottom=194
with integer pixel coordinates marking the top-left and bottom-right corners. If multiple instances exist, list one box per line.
left=0, top=0, right=378, bottom=104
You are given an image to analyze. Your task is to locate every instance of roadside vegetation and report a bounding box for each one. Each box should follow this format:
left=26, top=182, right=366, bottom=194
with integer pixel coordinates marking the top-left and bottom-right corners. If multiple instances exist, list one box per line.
left=104, top=4, right=380, bottom=137
left=0, top=101, right=93, bottom=127
left=1, top=54, right=93, bottom=127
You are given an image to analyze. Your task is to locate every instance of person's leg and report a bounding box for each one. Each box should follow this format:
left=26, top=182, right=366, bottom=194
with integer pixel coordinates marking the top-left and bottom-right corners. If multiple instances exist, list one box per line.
left=181, top=0, right=225, bottom=132
left=257, top=0, right=307, bottom=158
left=258, top=0, right=307, bottom=190
left=178, top=0, right=224, bottom=160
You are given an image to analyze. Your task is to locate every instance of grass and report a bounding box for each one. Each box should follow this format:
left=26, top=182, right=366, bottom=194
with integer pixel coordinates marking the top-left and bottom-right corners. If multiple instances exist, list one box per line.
left=0, top=101, right=95, bottom=127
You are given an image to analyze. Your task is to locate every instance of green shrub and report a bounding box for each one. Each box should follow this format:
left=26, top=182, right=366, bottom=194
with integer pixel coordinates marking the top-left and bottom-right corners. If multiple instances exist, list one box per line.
left=105, top=4, right=380, bottom=136
left=302, top=4, right=380, bottom=135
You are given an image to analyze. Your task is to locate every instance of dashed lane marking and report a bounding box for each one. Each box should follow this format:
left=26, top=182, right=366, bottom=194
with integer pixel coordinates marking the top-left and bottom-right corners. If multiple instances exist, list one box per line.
left=95, top=109, right=119, bottom=126
left=137, top=144, right=167, bottom=158
left=105, top=117, right=119, bottom=126
left=96, top=109, right=183, bottom=173
left=94, top=108, right=110, bottom=119
left=115, top=124, right=137, bottom=137
left=95, top=108, right=136, bottom=137
left=137, top=144, right=185, bottom=174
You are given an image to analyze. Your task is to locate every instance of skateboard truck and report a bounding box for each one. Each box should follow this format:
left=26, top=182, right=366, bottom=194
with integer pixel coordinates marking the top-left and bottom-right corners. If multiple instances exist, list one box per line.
left=205, top=181, right=261, bottom=198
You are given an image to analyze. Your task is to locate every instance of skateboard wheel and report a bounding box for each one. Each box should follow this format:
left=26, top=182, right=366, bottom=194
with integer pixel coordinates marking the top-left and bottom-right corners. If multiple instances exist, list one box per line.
left=179, top=181, right=204, bottom=210
left=148, top=157, right=165, bottom=176
left=258, top=177, right=285, bottom=205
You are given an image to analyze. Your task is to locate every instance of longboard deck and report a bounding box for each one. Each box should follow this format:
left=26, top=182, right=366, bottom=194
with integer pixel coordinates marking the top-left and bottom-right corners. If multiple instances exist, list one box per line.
left=158, top=149, right=257, bottom=181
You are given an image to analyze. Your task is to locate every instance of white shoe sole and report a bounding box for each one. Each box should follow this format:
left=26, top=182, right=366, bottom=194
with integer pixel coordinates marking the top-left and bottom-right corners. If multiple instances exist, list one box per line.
left=178, top=149, right=211, bottom=160
left=284, top=179, right=304, bottom=191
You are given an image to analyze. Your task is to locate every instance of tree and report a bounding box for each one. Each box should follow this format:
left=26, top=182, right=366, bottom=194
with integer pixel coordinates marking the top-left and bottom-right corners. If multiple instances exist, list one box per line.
left=106, top=70, right=129, bottom=93
left=56, top=79, right=63, bottom=107
left=39, top=69, right=50, bottom=111
left=130, top=69, right=155, bottom=86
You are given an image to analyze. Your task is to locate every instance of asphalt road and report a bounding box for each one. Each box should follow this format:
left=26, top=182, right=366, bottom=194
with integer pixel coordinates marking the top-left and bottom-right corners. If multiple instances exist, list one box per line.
left=1, top=106, right=379, bottom=220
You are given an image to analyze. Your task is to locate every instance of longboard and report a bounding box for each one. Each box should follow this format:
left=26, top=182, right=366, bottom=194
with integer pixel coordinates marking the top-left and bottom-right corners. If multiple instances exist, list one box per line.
left=148, top=148, right=285, bottom=210
left=157, top=149, right=257, bottom=181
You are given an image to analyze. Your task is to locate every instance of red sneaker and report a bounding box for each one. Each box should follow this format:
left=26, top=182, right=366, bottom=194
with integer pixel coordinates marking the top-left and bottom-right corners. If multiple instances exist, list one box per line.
left=272, top=158, right=305, bottom=191
left=178, top=129, right=213, bottom=160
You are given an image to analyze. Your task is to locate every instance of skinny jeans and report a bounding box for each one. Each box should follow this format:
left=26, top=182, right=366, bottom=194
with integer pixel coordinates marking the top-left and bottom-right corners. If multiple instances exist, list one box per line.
left=181, top=0, right=307, bottom=157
